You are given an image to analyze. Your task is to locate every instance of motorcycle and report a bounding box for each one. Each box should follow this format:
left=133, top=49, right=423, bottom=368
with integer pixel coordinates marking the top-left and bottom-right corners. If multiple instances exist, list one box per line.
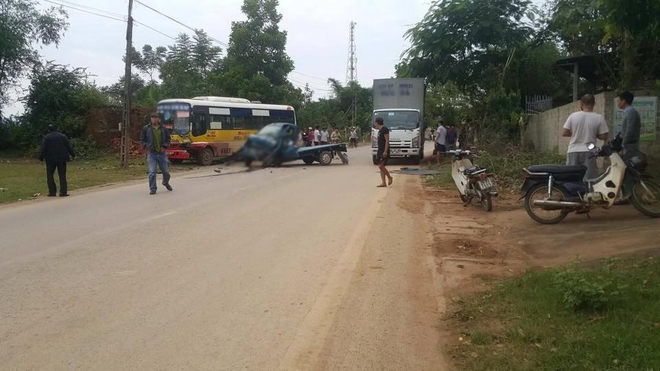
left=520, top=142, right=660, bottom=224
left=448, top=149, right=499, bottom=211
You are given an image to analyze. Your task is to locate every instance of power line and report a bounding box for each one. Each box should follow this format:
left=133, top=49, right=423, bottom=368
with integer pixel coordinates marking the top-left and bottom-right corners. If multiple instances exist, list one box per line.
left=291, top=70, right=328, bottom=82
left=42, top=0, right=126, bottom=22
left=134, top=20, right=175, bottom=40
left=55, top=0, right=125, bottom=18
left=134, top=0, right=229, bottom=48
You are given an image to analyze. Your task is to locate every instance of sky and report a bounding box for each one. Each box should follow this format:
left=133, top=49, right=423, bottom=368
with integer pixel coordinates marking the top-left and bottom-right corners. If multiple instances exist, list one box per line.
left=4, top=0, right=432, bottom=115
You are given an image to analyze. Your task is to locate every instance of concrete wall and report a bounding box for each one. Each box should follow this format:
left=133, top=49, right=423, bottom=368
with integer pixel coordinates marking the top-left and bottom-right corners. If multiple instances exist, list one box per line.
left=526, top=91, right=660, bottom=156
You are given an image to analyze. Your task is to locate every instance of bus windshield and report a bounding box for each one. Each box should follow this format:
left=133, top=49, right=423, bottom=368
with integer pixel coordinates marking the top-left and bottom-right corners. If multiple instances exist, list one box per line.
left=157, top=103, right=191, bottom=135
left=374, top=110, right=419, bottom=130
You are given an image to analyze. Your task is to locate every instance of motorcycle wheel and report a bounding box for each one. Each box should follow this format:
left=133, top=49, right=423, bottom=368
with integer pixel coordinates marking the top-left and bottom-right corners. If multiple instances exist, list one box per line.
left=481, top=193, right=493, bottom=212
left=524, top=183, right=569, bottom=224
left=630, top=180, right=660, bottom=218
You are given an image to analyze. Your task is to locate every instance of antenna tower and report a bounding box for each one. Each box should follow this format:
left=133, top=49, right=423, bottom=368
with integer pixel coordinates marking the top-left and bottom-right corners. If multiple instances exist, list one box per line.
left=346, top=21, right=357, bottom=83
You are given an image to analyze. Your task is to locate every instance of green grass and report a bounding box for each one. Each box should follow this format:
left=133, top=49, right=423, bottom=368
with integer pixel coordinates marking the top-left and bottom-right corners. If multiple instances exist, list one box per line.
left=448, top=258, right=660, bottom=371
left=0, top=153, right=190, bottom=204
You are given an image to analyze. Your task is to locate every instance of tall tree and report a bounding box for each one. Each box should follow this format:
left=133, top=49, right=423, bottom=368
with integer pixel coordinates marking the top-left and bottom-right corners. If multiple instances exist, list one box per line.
left=0, top=0, right=68, bottom=113
left=137, top=44, right=166, bottom=82
left=218, top=0, right=296, bottom=103
left=400, top=0, right=536, bottom=91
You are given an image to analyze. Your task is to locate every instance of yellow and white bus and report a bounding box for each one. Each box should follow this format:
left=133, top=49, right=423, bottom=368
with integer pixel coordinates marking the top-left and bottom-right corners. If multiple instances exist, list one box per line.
left=156, top=96, right=297, bottom=165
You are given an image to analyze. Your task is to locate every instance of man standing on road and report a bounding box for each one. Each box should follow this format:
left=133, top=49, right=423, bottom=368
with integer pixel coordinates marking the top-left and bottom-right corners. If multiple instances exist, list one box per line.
left=321, top=127, right=329, bottom=145
left=375, top=117, right=393, bottom=188
left=617, top=91, right=641, bottom=154
left=140, top=113, right=173, bottom=195
left=349, top=127, right=358, bottom=148
left=435, top=120, right=448, bottom=165
left=313, top=126, right=321, bottom=146
left=39, top=125, right=76, bottom=197
left=561, top=94, right=609, bottom=180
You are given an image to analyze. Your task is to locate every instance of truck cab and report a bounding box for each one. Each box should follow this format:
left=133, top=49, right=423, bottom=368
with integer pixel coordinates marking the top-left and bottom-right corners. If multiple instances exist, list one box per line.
left=371, top=109, right=423, bottom=164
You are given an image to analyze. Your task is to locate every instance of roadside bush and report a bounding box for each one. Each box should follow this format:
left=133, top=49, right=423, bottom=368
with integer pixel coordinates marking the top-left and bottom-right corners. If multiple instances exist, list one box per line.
left=70, top=136, right=100, bottom=159
left=552, top=268, right=622, bottom=312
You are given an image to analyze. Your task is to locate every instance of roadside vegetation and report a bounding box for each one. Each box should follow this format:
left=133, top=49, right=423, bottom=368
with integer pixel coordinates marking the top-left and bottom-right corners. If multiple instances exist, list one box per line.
left=424, top=146, right=565, bottom=193
left=0, top=152, right=194, bottom=204
left=446, top=258, right=660, bottom=370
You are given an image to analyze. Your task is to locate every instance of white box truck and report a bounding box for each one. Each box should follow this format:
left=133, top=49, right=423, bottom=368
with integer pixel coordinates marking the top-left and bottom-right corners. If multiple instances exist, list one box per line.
left=371, top=78, right=426, bottom=165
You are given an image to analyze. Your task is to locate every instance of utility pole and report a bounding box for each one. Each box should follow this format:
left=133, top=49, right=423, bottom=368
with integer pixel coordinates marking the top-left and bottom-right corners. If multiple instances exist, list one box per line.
left=121, top=0, right=134, bottom=168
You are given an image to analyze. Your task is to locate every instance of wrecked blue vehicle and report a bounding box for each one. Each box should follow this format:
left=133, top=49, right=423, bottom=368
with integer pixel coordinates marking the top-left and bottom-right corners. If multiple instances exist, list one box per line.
left=243, top=123, right=349, bottom=167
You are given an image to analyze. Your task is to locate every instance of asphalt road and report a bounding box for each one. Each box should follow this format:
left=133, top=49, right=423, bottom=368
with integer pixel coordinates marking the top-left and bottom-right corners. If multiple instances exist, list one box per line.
left=0, top=146, right=445, bottom=370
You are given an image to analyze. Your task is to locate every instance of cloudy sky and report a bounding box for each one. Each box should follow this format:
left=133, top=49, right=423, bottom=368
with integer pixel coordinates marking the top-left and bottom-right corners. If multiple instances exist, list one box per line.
left=5, top=0, right=432, bottom=115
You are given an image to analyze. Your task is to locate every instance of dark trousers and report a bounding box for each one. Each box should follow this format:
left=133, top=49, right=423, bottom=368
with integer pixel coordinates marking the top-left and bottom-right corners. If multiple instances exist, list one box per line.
left=46, top=161, right=67, bottom=195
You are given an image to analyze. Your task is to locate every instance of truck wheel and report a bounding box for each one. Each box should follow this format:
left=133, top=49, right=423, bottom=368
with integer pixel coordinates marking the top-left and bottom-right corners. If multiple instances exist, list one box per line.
left=411, top=156, right=421, bottom=165
left=244, top=158, right=253, bottom=167
left=372, top=155, right=379, bottom=165
left=303, top=157, right=314, bottom=165
left=319, top=151, right=333, bottom=166
left=198, top=148, right=214, bottom=166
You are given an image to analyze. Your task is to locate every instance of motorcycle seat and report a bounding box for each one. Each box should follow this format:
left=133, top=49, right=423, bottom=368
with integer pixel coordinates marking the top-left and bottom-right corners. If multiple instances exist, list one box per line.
left=527, top=165, right=587, bottom=175
left=464, top=166, right=485, bottom=175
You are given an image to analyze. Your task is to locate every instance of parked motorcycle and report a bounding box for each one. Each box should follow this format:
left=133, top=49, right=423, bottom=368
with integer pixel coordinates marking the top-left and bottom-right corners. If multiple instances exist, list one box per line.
left=520, top=142, right=660, bottom=224
left=448, top=149, right=498, bottom=211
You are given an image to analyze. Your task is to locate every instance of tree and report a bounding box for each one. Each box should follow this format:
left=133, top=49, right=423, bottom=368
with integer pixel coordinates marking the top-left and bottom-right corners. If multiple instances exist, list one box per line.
left=400, top=0, right=536, bottom=91
left=159, top=31, right=223, bottom=98
left=218, top=0, right=295, bottom=102
left=22, top=63, right=107, bottom=149
left=0, top=0, right=68, bottom=113
left=548, top=0, right=660, bottom=89
left=137, top=44, right=166, bottom=82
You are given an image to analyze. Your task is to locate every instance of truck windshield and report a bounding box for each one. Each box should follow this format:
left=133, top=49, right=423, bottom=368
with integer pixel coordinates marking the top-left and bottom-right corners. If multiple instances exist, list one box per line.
left=157, top=103, right=191, bottom=135
left=374, top=111, right=419, bottom=130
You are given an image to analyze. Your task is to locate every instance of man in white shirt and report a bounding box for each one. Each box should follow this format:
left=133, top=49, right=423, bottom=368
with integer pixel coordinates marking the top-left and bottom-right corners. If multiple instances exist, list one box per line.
left=561, top=94, right=610, bottom=180
left=320, top=128, right=329, bottom=145
left=435, top=120, right=448, bottom=165
left=313, top=127, right=321, bottom=146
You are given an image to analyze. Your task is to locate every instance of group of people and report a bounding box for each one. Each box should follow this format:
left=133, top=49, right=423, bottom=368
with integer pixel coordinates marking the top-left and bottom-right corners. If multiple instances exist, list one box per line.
left=39, top=113, right=174, bottom=196
left=301, top=127, right=359, bottom=148
left=38, top=91, right=643, bottom=196
left=562, top=91, right=641, bottom=180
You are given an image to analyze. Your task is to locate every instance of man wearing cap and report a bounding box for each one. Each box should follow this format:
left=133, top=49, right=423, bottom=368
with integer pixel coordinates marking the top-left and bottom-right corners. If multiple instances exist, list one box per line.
left=39, top=124, right=76, bottom=197
left=140, top=113, right=173, bottom=195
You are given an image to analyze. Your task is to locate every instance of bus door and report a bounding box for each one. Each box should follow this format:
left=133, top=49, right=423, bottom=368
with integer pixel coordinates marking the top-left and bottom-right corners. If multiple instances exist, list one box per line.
left=191, top=106, right=209, bottom=138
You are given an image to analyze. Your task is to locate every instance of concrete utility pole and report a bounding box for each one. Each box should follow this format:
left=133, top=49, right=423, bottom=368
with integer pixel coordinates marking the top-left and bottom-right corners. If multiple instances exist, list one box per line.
left=121, top=0, right=134, bottom=168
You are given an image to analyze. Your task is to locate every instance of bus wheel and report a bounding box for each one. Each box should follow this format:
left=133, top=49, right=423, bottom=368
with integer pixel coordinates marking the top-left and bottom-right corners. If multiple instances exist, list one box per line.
left=198, top=148, right=214, bottom=166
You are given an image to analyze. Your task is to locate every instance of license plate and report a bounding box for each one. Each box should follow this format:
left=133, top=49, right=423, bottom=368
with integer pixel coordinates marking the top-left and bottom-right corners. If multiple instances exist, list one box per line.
left=479, top=178, right=493, bottom=189
left=391, top=149, right=401, bottom=154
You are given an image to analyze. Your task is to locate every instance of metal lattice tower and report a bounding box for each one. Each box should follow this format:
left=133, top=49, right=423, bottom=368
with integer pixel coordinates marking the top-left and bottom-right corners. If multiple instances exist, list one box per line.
left=346, top=21, right=357, bottom=84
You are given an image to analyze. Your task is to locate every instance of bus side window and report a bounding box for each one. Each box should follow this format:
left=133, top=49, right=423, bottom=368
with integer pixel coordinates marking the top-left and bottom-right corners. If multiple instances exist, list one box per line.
left=192, top=113, right=207, bottom=136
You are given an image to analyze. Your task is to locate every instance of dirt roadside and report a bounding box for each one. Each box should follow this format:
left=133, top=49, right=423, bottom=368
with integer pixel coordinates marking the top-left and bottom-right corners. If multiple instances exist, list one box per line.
left=419, top=179, right=660, bottom=368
